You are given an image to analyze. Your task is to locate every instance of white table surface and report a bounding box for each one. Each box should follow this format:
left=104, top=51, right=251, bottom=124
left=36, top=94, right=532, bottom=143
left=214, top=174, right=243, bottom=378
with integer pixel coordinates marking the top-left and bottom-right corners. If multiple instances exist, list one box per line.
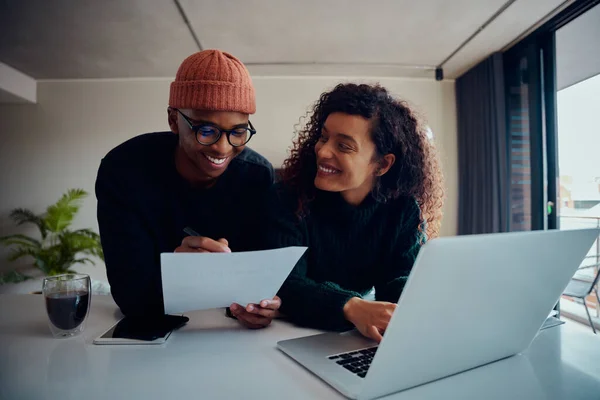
left=1, top=294, right=599, bottom=400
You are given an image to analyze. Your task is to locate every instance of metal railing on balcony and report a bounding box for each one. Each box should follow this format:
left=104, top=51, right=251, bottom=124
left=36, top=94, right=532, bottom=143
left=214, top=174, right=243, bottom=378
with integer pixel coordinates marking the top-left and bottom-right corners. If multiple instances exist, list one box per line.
left=559, top=215, right=600, bottom=326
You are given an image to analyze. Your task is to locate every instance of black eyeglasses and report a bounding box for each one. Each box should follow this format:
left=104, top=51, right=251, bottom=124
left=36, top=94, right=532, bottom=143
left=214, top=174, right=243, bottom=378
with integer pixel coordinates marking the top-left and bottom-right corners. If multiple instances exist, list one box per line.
left=172, top=108, right=256, bottom=147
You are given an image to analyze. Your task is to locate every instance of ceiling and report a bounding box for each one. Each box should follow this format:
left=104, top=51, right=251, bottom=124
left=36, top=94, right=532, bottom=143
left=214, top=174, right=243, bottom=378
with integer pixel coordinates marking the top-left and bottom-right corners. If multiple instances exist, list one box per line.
left=0, top=0, right=570, bottom=80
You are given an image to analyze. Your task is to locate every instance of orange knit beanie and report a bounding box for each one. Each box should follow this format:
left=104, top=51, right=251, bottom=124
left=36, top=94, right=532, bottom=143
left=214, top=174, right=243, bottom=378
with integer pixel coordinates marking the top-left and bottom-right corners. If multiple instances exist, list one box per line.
left=169, top=49, right=256, bottom=114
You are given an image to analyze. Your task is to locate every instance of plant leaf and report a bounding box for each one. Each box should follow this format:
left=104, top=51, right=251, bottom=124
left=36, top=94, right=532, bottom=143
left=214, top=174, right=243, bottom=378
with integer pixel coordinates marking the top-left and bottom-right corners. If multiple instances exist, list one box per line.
left=9, top=208, right=47, bottom=239
left=0, top=271, right=31, bottom=284
left=73, top=257, right=96, bottom=266
left=2, top=189, right=102, bottom=276
left=44, top=189, right=87, bottom=233
left=0, top=234, right=42, bottom=249
left=60, top=229, right=104, bottom=261
left=34, top=257, right=49, bottom=275
left=35, top=246, right=62, bottom=275
left=7, top=247, right=38, bottom=262
left=73, top=229, right=104, bottom=260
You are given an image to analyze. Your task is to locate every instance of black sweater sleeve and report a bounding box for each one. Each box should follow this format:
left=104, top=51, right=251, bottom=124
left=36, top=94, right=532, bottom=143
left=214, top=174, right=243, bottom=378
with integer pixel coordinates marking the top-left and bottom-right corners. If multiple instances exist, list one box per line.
left=95, top=159, right=163, bottom=317
left=263, top=187, right=361, bottom=331
left=374, top=199, right=425, bottom=303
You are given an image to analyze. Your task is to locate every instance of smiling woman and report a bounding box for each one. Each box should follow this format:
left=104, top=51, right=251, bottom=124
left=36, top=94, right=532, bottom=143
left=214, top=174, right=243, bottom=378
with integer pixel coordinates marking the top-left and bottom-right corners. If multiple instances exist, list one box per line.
left=283, top=83, right=444, bottom=236
left=262, top=83, right=444, bottom=341
left=314, top=112, right=396, bottom=206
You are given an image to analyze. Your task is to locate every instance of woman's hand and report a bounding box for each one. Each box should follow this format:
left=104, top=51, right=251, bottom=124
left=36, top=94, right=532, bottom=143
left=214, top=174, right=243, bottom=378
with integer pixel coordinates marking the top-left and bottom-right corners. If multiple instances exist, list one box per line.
left=343, top=297, right=397, bottom=343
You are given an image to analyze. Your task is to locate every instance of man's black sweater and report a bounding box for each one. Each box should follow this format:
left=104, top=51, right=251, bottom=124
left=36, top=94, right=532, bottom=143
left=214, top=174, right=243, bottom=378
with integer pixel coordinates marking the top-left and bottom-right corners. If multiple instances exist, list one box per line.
left=95, top=132, right=273, bottom=317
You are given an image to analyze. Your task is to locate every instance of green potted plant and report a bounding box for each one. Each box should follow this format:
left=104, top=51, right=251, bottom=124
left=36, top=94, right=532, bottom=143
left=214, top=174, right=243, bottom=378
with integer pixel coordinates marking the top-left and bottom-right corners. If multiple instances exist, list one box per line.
left=0, top=189, right=104, bottom=284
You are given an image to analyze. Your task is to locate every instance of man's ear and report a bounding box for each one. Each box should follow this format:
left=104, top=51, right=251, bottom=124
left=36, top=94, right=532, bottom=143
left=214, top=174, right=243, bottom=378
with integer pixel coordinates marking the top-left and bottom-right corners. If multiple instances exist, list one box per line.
left=376, top=154, right=396, bottom=176
left=167, top=107, right=179, bottom=134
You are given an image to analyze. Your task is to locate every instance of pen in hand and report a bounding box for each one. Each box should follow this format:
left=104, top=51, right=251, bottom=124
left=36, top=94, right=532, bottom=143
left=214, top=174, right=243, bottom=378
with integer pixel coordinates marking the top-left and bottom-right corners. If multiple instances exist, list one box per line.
left=183, top=227, right=200, bottom=237
left=181, top=227, right=231, bottom=253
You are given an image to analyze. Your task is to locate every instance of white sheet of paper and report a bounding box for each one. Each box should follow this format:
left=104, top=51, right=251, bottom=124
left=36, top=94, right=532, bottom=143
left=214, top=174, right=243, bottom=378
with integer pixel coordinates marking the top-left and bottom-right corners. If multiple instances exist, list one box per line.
left=160, top=247, right=307, bottom=314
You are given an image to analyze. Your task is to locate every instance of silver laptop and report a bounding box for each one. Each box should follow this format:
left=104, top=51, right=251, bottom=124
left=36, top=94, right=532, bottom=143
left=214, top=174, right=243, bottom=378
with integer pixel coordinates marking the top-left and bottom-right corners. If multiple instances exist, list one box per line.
left=277, top=229, right=599, bottom=400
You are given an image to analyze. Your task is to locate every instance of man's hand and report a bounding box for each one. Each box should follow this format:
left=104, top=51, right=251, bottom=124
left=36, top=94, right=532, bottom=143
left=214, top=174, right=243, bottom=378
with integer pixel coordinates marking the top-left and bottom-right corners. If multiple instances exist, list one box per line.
left=343, top=297, right=397, bottom=343
left=229, top=296, right=282, bottom=329
left=174, top=236, right=231, bottom=253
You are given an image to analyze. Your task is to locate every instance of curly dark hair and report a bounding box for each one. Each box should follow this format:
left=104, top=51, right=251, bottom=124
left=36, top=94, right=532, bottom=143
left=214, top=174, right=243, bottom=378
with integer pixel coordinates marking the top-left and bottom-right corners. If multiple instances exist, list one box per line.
left=282, top=83, right=445, bottom=239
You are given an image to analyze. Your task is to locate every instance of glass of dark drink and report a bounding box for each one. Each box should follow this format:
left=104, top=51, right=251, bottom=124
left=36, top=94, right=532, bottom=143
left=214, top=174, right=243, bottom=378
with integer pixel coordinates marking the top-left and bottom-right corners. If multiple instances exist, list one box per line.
left=43, top=274, right=91, bottom=338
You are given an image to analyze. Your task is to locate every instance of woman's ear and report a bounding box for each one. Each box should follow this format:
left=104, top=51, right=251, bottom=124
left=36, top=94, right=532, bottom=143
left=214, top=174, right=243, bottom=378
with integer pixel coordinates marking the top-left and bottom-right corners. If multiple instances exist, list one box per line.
left=376, top=154, right=396, bottom=176
left=167, top=107, right=179, bottom=134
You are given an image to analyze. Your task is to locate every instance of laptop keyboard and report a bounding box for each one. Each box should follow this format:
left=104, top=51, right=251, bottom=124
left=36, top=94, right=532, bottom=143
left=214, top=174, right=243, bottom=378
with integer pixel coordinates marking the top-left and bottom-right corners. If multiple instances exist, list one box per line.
left=327, top=346, right=378, bottom=378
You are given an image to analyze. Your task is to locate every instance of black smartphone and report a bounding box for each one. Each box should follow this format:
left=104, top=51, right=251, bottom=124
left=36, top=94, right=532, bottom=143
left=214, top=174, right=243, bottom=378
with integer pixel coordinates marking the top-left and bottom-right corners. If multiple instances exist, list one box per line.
left=94, top=314, right=189, bottom=345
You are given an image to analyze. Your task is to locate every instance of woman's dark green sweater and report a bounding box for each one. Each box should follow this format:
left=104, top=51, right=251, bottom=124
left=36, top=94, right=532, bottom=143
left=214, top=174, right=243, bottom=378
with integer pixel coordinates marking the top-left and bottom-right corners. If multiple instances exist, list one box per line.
left=263, top=183, right=425, bottom=331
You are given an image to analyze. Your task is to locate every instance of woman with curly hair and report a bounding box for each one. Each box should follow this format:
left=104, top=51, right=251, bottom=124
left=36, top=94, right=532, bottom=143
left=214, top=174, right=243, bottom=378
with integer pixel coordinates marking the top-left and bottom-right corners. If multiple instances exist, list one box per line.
left=259, top=83, right=444, bottom=341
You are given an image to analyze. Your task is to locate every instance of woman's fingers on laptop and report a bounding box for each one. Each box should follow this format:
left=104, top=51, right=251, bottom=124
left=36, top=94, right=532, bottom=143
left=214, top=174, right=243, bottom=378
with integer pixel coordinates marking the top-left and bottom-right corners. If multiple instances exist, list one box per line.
left=366, top=326, right=384, bottom=343
left=344, top=299, right=397, bottom=342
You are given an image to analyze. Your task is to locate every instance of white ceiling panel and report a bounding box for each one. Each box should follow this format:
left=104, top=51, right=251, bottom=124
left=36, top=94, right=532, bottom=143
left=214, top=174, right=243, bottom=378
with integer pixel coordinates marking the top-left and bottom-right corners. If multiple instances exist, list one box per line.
left=180, top=0, right=508, bottom=66
left=0, top=0, right=198, bottom=79
left=443, top=0, right=569, bottom=78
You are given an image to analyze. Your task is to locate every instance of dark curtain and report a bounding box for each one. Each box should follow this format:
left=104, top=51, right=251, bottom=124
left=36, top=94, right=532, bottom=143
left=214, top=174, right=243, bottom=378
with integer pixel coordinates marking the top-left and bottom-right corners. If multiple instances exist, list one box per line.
left=456, top=52, right=509, bottom=234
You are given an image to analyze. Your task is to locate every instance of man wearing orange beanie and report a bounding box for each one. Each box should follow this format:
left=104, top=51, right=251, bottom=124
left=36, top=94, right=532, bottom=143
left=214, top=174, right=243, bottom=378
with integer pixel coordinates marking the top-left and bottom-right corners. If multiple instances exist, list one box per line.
left=96, top=50, right=279, bottom=329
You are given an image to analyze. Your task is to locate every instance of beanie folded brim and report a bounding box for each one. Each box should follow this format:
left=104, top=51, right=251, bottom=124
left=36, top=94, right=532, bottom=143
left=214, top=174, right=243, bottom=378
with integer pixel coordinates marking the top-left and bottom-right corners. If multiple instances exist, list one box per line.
left=169, top=80, right=256, bottom=114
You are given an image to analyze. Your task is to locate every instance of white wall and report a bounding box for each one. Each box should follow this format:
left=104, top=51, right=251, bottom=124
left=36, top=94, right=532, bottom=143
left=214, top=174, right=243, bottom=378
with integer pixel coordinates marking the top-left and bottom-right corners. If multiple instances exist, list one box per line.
left=0, top=77, right=457, bottom=282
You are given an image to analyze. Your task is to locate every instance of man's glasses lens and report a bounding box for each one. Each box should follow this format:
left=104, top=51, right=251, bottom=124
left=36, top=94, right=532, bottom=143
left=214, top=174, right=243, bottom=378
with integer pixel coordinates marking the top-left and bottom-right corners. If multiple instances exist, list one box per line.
left=196, top=126, right=220, bottom=144
left=195, top=126, right=252, bottom=146
left=228, top=128, right=250, bottom=146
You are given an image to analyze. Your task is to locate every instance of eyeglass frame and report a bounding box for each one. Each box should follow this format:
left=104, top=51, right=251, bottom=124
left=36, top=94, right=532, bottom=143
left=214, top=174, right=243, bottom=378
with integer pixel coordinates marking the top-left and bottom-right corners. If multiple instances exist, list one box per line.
left=170, top=107, right=256, bottom=147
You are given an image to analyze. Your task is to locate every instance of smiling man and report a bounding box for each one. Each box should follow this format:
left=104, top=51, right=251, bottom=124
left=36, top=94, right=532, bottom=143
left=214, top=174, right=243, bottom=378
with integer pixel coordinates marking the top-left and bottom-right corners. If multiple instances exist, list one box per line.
left=95, top=50, right=280, bottom=328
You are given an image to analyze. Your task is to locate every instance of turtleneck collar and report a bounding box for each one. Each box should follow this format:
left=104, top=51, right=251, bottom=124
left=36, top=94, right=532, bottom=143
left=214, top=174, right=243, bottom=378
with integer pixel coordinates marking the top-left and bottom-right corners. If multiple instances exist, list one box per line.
left=313, top=189, right=382, bottom=224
